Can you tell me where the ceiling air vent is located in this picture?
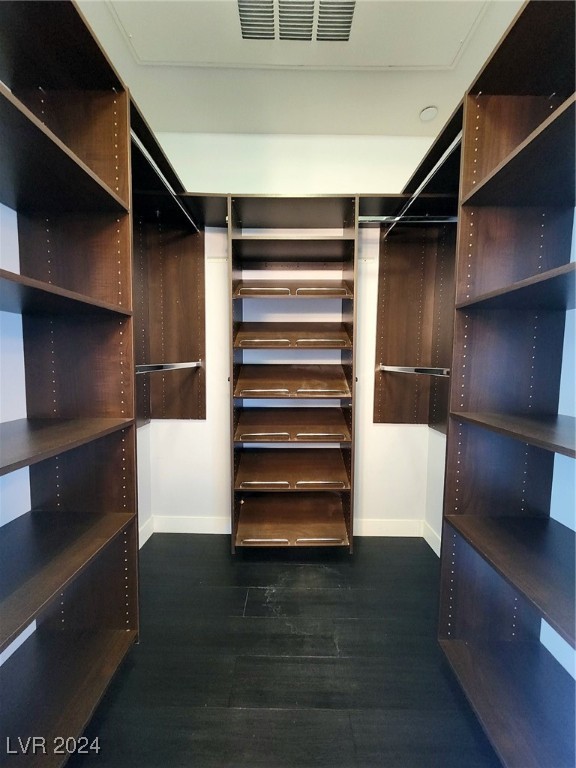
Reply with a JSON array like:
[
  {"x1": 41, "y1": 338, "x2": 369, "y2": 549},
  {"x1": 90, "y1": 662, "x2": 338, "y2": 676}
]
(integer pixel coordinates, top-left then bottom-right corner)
[
  {"x1": 317, "y1": 0, "x2": 356, "y2": 41},
  {"x1": 238, "y1": 0, "x2": 275, "y2": 39},
  {"x1": 279, "y1": 0, "x2": 314, "y2": 40}
]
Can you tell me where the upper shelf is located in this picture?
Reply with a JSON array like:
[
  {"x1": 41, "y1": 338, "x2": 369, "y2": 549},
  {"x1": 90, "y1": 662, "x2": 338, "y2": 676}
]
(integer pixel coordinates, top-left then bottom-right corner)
[
  {"x1": 233, "y1": 280, "x2": 354, "y2": 299},
  {"x1": 0, "y1": 84, "x2": 127, "y2": 213},
  {"x1": 452, "y1": 412, "x2": 576, "y2": 458},
  {"x1": 445, "y1": 515, "x2": 575, "y2": 647},
  {"x1": 462, "y1": 96, "x2": 575, "y2": 207},
  {"x1": 456, "y1": 263, "x2": 575, "y2": 311},
  {"x1": 0, "y1": 417, "x2": 133, "y2": 476},
  {"x1": 230, "y1": 196, "x2": 356, "y2": 231},
  {"x1": 234, "y1": 322, "x2": 352, "y2": 350},
  {"x1": 231, "y1": 237, "x2": 355, "y2": 262},
  {"x1": 234, "y1": 364, "x2": 351, "y2": 399},
  {"x1": 0, "y1": 269, "x2": 133, "y2": 317}
]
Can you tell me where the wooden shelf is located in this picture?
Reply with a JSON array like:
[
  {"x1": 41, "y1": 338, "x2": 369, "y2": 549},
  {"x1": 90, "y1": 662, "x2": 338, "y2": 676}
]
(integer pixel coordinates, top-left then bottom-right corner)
[
  {"x1": 0, "y1": 269, "x2": 133, "y2": 317},
  {"x1": 234, "y1": 407, "x2": 351, "y2": 444},
  {"x1": 440, "y1": 638, "x2": 575, "y2": 768},
  {"x1": 0, "y1": 83, "x2": 127, "y2": 213},
  {"x1": 234, "y1": 364, "x2": 351, "y2": 399},
  {"x1": 457, "y1": 263, "x2": 575, "y2": 311},
  {"x1": 0, "y1": 511, "x2": 134, "y2": 653},
  {"x1": 0, "y1": 418, "x2": 133, "y2": 476},
  {"x1": 231, "y1": 237, "x2": 354, "y2": 262},
  {"x1": 453, "y1": 412, "x2": 575, "y2": 458},
  {"x1": 445, "y1": 516, "x2": 575, "y2": 647},
  {"x1": 462, "y1": 96, "x2": 575, "y2": 207},
  {"x1": 231, "y1": 196, "x2": 356, "y2": 230},
  {"x1": 235, "y1": 492, "x2": 350, "y2": 547},
  {"x1": 235, "y1": 448, "x2": 350, "y2": 490},
  {"x1": 234, "y1": 322, "x2": 352, "y2": 349},
  {"x1": 0, "y1": 627, "x2": 136, "y2": 768},
  {"x1": 233, "y1": 279, "x2": 353, "y2": 298}
]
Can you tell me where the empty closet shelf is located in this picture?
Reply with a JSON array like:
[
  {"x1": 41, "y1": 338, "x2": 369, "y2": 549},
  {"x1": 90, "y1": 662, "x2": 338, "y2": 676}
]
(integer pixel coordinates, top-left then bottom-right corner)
[
  {"x1": 233, "y1": 280, "x2": 353, "y2": 298},
  {"x1": 235, "y1": 493, "x2": 350, "y2": 547},
  {"x1": 234, "y1": 407, "x2": 351, "y2": 443},
  {"x1": 234, "y1": 323, "x2": 352, "y2": 349},
  {"x1": 234, "y1": 365, "x2": 352, "y2": 399},
  {"x1": 234, "y1": 448, "x2": 350, "y2": 490}
]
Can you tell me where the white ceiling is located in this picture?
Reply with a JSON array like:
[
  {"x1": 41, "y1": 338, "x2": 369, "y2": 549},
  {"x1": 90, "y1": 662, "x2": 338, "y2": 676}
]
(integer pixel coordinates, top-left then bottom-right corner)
[{"x1": 78, "y1": 0, "x2": 524, "y2": 136}]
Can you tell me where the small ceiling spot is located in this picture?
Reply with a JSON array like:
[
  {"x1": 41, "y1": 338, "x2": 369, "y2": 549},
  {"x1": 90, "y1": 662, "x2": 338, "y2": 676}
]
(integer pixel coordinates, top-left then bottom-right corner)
[
  {"x1": 238, "y1": 0, "x2": 275, "y2": 40},
  {"x1": 419, "y1": 105, "x2": 439, "y2": 122}
]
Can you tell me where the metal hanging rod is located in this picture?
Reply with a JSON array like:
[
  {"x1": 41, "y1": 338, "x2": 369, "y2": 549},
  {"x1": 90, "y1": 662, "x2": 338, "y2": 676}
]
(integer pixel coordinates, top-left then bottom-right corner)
[
  {"x1": 379, "y1": 365, "x2": 450, "y2": 377},
  {"x1": 131, "y1": 130, "x2": 201, "y2": 233},
  {"x1": 359, "y1": 215, "x2": 458, "y2": 225},
  {"x1": 136, "y1": 361, "x2": 202, "y2": 375}
]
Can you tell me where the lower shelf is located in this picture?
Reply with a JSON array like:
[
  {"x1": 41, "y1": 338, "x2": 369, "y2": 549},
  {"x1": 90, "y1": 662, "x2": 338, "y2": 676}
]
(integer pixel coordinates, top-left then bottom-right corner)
[
  {"x1": 0, "y1": 627, "x2": 136, "y2": 768},
  {"x1": 235, "y1": 492, "x2": 350, "y2": 547},
  {"x1": 235, "y1": 448, "x2": 351, "y2": 490},
  {"x1": 440, "y1": 638, "x2": 575, "y2": 768}
]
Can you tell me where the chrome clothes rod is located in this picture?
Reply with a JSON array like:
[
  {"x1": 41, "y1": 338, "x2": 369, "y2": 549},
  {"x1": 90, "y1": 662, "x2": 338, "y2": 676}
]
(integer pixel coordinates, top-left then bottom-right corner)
[
  {"x1": 379, "y1": 365, "x2": 450, "y2": 377},
  {"x1": 136, "y1": 361, "x2": 202, "y2": 374},
  {"x1": 359, "y1": 215, "x2": 458, "y2": 224}
]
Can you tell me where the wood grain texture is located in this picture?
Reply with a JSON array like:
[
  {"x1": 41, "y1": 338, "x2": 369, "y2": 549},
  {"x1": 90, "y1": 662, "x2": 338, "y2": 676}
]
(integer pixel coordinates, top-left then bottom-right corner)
[{"x1": 234, "y1": 407, "x2": 352, "y2": 444}]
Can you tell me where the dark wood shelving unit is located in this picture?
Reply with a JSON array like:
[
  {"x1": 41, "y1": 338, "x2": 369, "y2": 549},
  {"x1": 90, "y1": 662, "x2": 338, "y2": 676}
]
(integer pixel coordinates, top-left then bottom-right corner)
[
  {"x1": 234, "y1": 322, "x2": 352, "y2": 349},
  {"x1": 131, "y1": 103, "x2": 206, "y2": 423},
  {"x1": 235, "y1": 492, "x2": 350, "y2": 548},
  {"x1": 229, "y1": 196, "x2": 356, "y2": 551},
  {"x1": 438, "y1": 3, "x2": 575, "y2": 766},
  {"x1": 0, "y1": 417, "x2": 132, "y2": 475},
  {"x1": 234, "y1": 407, "x2": 352, "y2": 444},
  {"x1": 234, "y1": 364, "x2": 352, "y2": 399},
  {"x1": 0, "y1": 3, "x2": 138, "y2": 763}
]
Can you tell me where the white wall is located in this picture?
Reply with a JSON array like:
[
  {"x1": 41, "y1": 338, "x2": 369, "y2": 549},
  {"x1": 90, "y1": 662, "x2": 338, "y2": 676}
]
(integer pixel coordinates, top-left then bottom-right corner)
[{"x1": 157, "y1": 132, "x2": 432, "y2": 195}]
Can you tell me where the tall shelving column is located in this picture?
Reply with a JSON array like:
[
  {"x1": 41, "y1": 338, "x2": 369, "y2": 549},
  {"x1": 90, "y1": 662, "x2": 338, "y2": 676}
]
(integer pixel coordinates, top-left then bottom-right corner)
[
  {"x1": 0, "y1": 2, "x2": 138, "y2": 764},
  {"x1": 229, "y1": 196, "x2": 357, "y2": 551},
  {"x1": 438, "y1": 3, "x2": 575, "y2": 767}
]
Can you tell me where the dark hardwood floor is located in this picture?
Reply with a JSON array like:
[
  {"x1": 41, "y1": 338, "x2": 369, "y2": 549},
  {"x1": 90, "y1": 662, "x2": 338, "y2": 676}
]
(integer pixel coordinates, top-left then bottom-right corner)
[{"x1": 70, "y1": 534, "x2": 501, "y2": 768}]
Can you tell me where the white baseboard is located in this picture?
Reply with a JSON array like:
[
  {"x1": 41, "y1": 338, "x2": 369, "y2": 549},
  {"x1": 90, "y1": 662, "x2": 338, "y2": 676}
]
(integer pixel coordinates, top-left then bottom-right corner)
[
  {"x1": 153, "y1": 515, "x2": 231, "y2": 535},
  {"x1": 138, "y1": 517, "x2": 154, "y2": 549},
  {"x1": 353, "y1": 519, "x2": 423, "y2": 537},
  {"x1": 422, "y1": 520, "x2": 441, "y2": 556}
]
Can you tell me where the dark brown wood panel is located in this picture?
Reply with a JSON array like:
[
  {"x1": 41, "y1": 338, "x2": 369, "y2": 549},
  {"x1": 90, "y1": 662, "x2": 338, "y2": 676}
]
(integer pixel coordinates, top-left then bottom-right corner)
[
  {"x1": 233, "y1": 279, "x2": 353, "y2": 298},
  {"x1": 440, "y1": 639, "x2": 575, "y2": 768},
  {"x1": 18, "y1": 210, "x2": 132, "y2": 309},
  {"x1": 443, "y1": 419, "x2": 555, "y2": 519},
  {"x1": 450, "y1": 309, "x2": 564, "y2": 415},
  {"x1": 232, "y1": 237, "x2": 355, "y2": 263},
  {"x1": 235, "y1": 448, "x2": 350, "y2": 490},
  {"x1": 446, "y1": 516, "x2": 575, "y2": 646},
  {"x1": 0, "y1": 510, "x2": 134, "y2": 653},
  {"x1": 23, "y1": 315, "x2": 134, "y2": 419},
  {"x1": 234, "y1": 322, "x2": 352, "y2": 349},
  {"x1": 234, "y1": 492, "x2": 349, "y2": 547},
  {"x1": 0, "y1": 417, "x2": 132, "y2": 476},
  {"x1": 231, "y1": 196, "x2": 356, "y2": 230},
  {"x1": 235, "y1": 364, "x2": 351, "y2": 399},
  {"x1": 234, "y1": 407, "x2": 352, "y2": 443}
]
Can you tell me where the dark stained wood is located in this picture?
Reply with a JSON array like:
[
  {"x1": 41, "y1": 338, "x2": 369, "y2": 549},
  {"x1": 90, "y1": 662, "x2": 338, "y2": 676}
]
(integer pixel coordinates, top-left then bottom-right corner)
[
  {"x1": 235, "y1": 448, "x2": 350, "y2": 490},
  {"x1": 0, "y1": 269, "x2": 132, "y2": 317},
  {"x1": 179, "y1": 193, "x2": 229, "y2": 229},
  {"x1": 235, "y1": 493, "x2": 349, "y2": 547},
  {"x1": 234, "y1": 407, "x2": 352, "y2": 443},
  {"x1": 235, "y1": 364, "x2": 351, "y2": 399},
  {"x1": 231, "y1": 196, "x2": 356, "y2": 230},
  {"x1": 455, "y1": 412, "x2": 576, "y2": 458},
  {"x1": 232, "y1": 236, "x2": 355, "y2": 263},
  {"x1": 0, "y1": 628, "x2": 136, "y2": 768},
  {"x1": 443, "y1": 419, "x2": 554, "y2": 519},
  {"x1": 440, "y1": 639, "x2": 575, "y2": 768},
  {"x1": 233, "y1": 279, "x2": 353, "y2": 298},
  {"x1": 0, "y1": 511, "x2": 135, "y2": 653},
  {"x1": 0, "y1": 84, "x2": 126, "y2": 213},
  {"x1": 0, "y1": 417, "x2": 132, "y2": 476},
  {"x1": 234, "y1": 322, "x2": 352, "y2": 349},
  {"x1": 462, "y1": 96, "x2": 575, "y2": 207},
  {"x1": 446, "y1": 516, "x2": 575, "y2": 646}
]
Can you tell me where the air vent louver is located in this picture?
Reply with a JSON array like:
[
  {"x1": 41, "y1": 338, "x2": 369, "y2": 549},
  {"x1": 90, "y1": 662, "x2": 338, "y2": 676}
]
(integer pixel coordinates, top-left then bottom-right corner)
[
  {"x1": 238, "y1": 0, "x2": 355, "y2": 41},
  {"x1": 238, "y1": 0, "x2": 275, "y2": 40}
]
